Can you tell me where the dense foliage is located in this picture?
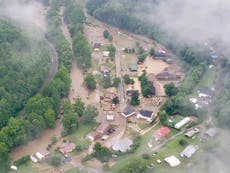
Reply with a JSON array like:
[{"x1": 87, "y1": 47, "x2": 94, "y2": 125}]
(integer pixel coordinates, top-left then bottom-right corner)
[{"x1": 0, "y1": 20, "x2": 50, "y2": 129}]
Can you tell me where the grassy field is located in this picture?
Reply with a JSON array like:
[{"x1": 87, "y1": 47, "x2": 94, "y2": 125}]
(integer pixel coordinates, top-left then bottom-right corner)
[
  {"x1": 64, "y1": 167, "x2": 88, "y2": 173},
  {"x1": 69, "y1": 123, "x2": 96, "y2": 149}
]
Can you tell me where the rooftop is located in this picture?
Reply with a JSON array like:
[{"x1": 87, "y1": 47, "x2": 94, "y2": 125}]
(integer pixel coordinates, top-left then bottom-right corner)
[
  {"x1": 180, "y1": 145, "x2": 198, "y2": 158},
  {"x1": 139, "y1": 109, "x2": 153, "y2": 118},
  {"x1": 205, "y1": 128, "x2": 218, "y2": 137},
  {"x1": 198, "y1": 87, "x2": 214, "y2": 97},
  {"x1": 153, "y1": 126, "x2": 170, "y2": 140},
  {"x1": 129, "y1": 64, "x2": 138, "y2": 71},
  {"x1": 96, "y1": 124, "x2": 111, "y2": 134},
  {"x1": 122, "y1": 106, "x2": 136, "y2": 116},
  {"x1": 59, "y1": 142, "x2": 76, "y2": 154},
  {"x1": 164, "y1": 155, "x2": 181, "y2": 167},
  {"x1": 112, "y1": 138, "x2": 133, "y2": 152}
]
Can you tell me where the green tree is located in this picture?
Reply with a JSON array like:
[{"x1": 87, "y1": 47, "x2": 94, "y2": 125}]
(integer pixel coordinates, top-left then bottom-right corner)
[
  {"x1": 84, "y1": 73, "x2": 96, "y2": 90},
  {"x1": 44, "y1": 109, "x2": 56, "y2": 128},
  {"x1": 0, "y1": 142, "x2": 10, "y2": 173},
  {"x1": 106, "y1": 45, "x2": 116, "y2": 60},
  {"x1": 73, "y1": 97, "x2": 85, "y2": 117},
  {"x1": 82, "y1": 105, "x2": 98, "y2": 124},
  {"x1": 113, "y1": 77, "x2": 121, "y2": 88},
  {"x1": 103, "y1": 30, "x2": 109, "y2": 39},
  {"x1": 93, "y1": 142, "x2": 111, "y2": 162},
  {"x1": 130, "y1": 92, "x2": 140, "y2": 106},
  {"x1": 102, "y1": 76, "x2": 112, "y2": 88},
  {"x1": 158, "y1": 111, "x2": 168, "y2": 125},
  {"x1": 164, "y1": 83, "x2": 178, "y2": 97},
  {"x1": 149, "y1": 47, "x2": 155, "y2": 56},
  {"x1": 112, "y1": 96, "x2": 119, "y2": 105},
  {"x1": 62, "y1": 113, "x2": 78, "y2": 134},
  {"x1": 123, "y1": 74, "x2": 134, "y2": 85}
]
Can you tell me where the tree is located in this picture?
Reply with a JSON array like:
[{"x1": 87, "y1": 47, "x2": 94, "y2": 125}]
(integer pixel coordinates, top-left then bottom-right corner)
[
  {"x1": 82, "y1": 105, "x2": 98, "y2": 124},
  {"x1": 179, "y1": 139, "x2": 188, "y2": 146},
  {"x1": 164, "y1": 83, "x2": 178, "y2": 97},
  {"x1": 103, "y1": 30, "x2": 109, "y2": 39},
  {"x1": 130, "y1": 92, "x2": 140, "y2": 106},
  {"x1": 62, "y1": 113, "x2": 78, "y2": 134},
  {"x1": 106, "y1": 45, "x2": 116, "y2": 60},
  {"x1": 149, "y1": 47, "x2": 155, "y2": 56},
  {"x1": 102, "y1": 76, "x2": 112, "y2": 88},
  {"x1": 93, "y1": 142, "x2": 111, "y2": 162},
  {"x1": 123, "y1": 74, "x2": 134, "y2": 85},
  {"x1": 0, "y1": 142, "x2": 10, "y2": 173},
  {"x1": 112, "y1": 96, "x2": 119, "y2": 105},
  {"x1": 73, "y1": 97, "x2": 85, "y2": 117},
  {"x1": 108, "y1": 35, "x2": 113, "y2": 42},
  {"x1": 44, "y1": 109, "x2": 56, "y2": 128},
  {"x1": 113, "y1": 77, "x2": 121, "y2": 88},
  {"x1": 158, "y1": 111, "x2": 168, "y2": 125},
  {"x1": 84, "y1": 73, "x2": 96, "y2": 90},
  {"x1": 50, "y1": 155, "x2": 62, "y2": 166}
]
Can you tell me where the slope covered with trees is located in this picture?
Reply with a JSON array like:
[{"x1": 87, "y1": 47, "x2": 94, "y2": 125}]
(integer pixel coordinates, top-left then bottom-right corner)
[{"x1": 0, "y1": 20, "x2": 51, "y2": 129}]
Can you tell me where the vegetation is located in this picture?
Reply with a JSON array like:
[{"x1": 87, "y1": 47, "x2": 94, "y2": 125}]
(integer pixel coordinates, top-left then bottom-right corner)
[
  {"x1": 103, "y1": 30, "x2": 110, "y2": 39},
  {"x1": 123, "y1": 74, "x2": 135, "y2": 85},
  {"x1": 73, "y1": 97, "x2": 85, "y2": 117},
  {"x1": 82, "y1": 105, "x2": 98, "y2": 124},
  {"x1": 84, "y1": 73, "x2": 96, "y2": 90},
  {"x1": 139, "y1": 73, "x2": 152, "y2": 97},
  {"x1": 113, "y1": 77, "x2": 121, "y2": 88},
  {"x1": 164, "y1": 83, "x2": 178, "y2": 97},
  {"x1": 130, "y1": 92, "x2": 140, "y2": 106},
  {"x1": 106, "y1": 44, "x2": 116, "y2": 61},
  {"x1": 14, "y1": 155, "x2": 30, "y2": 167},
  {"x1": 50, "y1": 154, "x2": 62, "y2": 166},
  {"x1": 158, "y1": 111, "x2": 168, "y2": 125},
  {"x1": 93, "y1": 142, "x2": 111, "y2": 162}
]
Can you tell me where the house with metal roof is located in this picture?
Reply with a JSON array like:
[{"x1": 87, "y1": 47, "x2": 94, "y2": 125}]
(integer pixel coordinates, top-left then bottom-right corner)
[
  {"x1": 181, "y1": 145, "x2": 198, "y2": 158},
  {"x1": 121, "y1": 106, "x2": 136, "y2": 118},
  {"x1": 137, "y1": 109, "x2": 154, "y2": 122}
]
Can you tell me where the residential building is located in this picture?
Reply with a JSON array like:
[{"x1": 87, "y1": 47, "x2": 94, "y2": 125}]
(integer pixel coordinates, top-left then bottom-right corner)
[{"x1": 137, "y1": 109, "x2": 154, "y2": 122}]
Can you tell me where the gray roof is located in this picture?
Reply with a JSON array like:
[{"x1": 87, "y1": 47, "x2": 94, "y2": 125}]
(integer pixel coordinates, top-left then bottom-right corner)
[
  {"x1": 180, "y1": 145, "x2": 198, "y2": 158},
  {"x1": 139, "y1": 109, "x2": 153, "y2": 118},
  {"x1": 112, "y1": 138, "x2": 133, "y2": 152},
  {"x1": 205, "y1": 128, "x2": 218, "y2": 137},
  {"x1": 122, "y1": 107, "x2": 136, "y2": 116},
  {"x1": 198, "y1": 87, "x2": 213, "y2": 96}
]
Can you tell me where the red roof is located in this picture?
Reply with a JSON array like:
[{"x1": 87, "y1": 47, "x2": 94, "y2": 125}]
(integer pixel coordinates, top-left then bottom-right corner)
[{"x1": 153, "y1": 126, "x2": 170, "y2": 139}]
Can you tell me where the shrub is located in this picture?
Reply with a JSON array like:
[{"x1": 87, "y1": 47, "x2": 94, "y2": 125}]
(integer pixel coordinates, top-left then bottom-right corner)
[{"x1": 14, "y1": 155, "x2": 30, "y2": 166}]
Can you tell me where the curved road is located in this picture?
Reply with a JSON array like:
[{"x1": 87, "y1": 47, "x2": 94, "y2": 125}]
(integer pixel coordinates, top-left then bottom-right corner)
[{"x1": 39, "y1": 38, "x2": 59, "y2": 92}]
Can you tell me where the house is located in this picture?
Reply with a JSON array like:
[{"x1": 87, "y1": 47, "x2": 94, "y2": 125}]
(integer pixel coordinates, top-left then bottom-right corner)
[
  {"x1": 184, "y1": 128, "x2": 200, "y2": 138},
  {"x1": 96, "y1": 124, "x2": 112, "y2": 134},
  {"x1": 137, "y1": 109, "x2": 154, "y2": 122},
  {"x1": 126, "y1": 90, "x2": 138, "y2": 96},
  {"x1": 198, "y1": 87, "x2": 213, "y2": 99},
  {"x1": 129, "y1": 64, "x2": 138, "y2": 71},
  {"x1": 103, "y1": 51, "x2": 110, "y2": 57},
  {"x1": 93, "y1": 43, "x2": 102, "y2": 51},
  {"x1": 59, "y1": 141, "x2": 76, "y2": 154},
  {"x1": 174, "y1": 117, "x2": 191, "y2": 129},
  {"x1": 164, "y1": 155, "x2": 181, "y2": 167},
  {"x1": 205, "y1": 128, "x2": 218, "y2": 138},
  {"x1": 112, "y1": 138, "x2": 133, "y2": 152},
  {"x1": 156, "y1": 71, "x2": 180, "y2": 81},
  {"x1": 153, "y1": 126, "x2": 170, "y2": 141},
  {"x1": 180, "y1": 145, "x2": 198, "y2": 158},
  {"x1": 35, "y1": 152, "x2": 44, "y2": 161},
  {"x1": 121, "y1": 107, "x2": 136, "y2": 118},
  {"x1": 87, "y1": 131, "x2": 101, "y2": 141}
]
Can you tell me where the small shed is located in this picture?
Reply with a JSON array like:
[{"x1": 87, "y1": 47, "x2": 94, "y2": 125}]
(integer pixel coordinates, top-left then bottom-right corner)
[
  {"x1": 198, "y1": 87, "x2": 213, "y2": 98},
  {"x1": 180, "y1": 145, "x2": 198, "y2": 158},
  {"x1": 35, "y1": 152, "x2": 44, "y2": 161},
  {"x1": 10, "y1": 165, "x2": 17, "y2": 171},
  {"x1": 112, "y1": 138, "x2": 133, "y2": 152},
  {"x1": 121, "y1": 107, "x2": 136, "y2": 118},
  {"x1": 164, "y1": 155, "x2": 181, "y2": 167},
  {"x1": 96, "y1": 124, "x2": 112, "y2": 134},
  {"x1": 93, "y1": 43, "x2": 102, "y2": 51},
  {"x1": 30, "y1": 155, "x2": 38, "y2": 163},
  {"x1": 59, "y1": 141, "x2": 76, "y2": 154},
  {"x1": 103, "y1": 51, "x2": 110, "y2": 57},
  {"x1": 106, "y1": 113, "x2": 115, "y2": 121},
  {"x1": 129, "y1": 64, "x2": 138, "y2": 71},
  {"x1": 126, "y1": 90, "x2": 138, "y2": 96},
  {"x1": 87, "y1": 131, "x2": 101, "y2": 141}
]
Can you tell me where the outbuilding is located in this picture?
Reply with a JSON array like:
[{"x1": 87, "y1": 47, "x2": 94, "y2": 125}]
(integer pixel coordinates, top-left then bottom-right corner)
[
  {"x1": 174, "y1": 117, "x2": 191, "y2": 129},
  {"x1": 87, "y1": 131, "x2": 101, "y2": 141},
  {"x1": 180, "y1": 145, "x2": 198, "y2": 158},
  {"x1": 164, "y1": 155, "x2": 181, "y2": 167},
  {"x1": 96, "y1": 124, "x2": 112, "y2": 134}
]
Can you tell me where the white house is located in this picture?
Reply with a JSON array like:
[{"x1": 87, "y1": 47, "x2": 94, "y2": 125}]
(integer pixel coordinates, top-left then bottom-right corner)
[
  {"x1": 164, "y1": 155, "x2": 181, "y2": 167},
  {"x1": 30, "y1": 155, "x2": 38, "y2": 163},
  {"x1": 103, "y1": 51, "x2": 110, "y2": 57},
  {"x1": 174, "y1": 117, "x2": 191, "y2": 129},
  {"x1": 35, "y1": 152, "x2": 44, "y2": 161}
]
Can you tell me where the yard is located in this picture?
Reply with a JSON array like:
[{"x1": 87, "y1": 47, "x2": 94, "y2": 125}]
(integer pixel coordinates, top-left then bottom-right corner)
[{"x1": 64, "y1": 167, "x2": 88, "y2": 173}]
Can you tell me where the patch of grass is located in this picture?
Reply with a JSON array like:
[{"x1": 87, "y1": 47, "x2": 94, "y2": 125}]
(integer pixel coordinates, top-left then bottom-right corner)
[
  {"x1": 69, "y1": 124, "x2": 96, "y2": 149},
  {"x1": 14, "y1": 162, "x2": 40, "y2": 173},
  {"x1": 138, "y1": 122, "x2": 149, "y2": 130},
  {"x1": 64, "y1": 167, "x2": 88, "y2": 173}
]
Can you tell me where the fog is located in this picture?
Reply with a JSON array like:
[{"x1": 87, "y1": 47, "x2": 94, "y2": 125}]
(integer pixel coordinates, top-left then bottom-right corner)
[
  {"x1": 142, "y1": 0, "x2": 230, "y2": 47},
  {"x1": 0, "y1": 0, "x2": 47, "y2": 32}
]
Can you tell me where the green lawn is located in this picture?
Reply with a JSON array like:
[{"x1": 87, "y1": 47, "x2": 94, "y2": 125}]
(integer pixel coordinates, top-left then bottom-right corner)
[
  {"x1": 12, "y1": 163, "x2": 40, "y2": 173},
  {"x1": 64, "y1": 167, "x2": 88, "y2": 173},
  {"x1": 69, "y1": 123, "x2": 96, "y2": 148}
]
